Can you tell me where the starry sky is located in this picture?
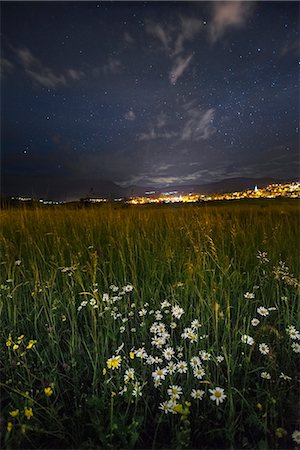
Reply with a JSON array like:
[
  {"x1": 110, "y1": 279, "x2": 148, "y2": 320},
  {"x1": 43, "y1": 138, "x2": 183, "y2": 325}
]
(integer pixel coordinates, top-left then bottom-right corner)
[{"x1": 1, "y1": 1, "x2": 299, "y2": 199}]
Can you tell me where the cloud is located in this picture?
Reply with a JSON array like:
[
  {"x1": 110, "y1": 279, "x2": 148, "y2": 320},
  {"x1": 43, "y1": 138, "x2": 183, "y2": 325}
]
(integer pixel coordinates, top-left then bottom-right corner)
[
  {"x1": 146, "y1": 14, "x2": 203, "y2": 84},
  {"x1": 173, "y1": 16, "x2": 203, "y2": 55},
  {"x1": 1, "y1": 57, "x2": 14, "y2": 76},
  {"x1": 15, "y1": 47, "x2": 84, "y2": 88},
  {"x1": 67, "y1": 69, "x2": 84, "y2": 80},
  {"x1": 209, "y1": 1, "x2": 254, "y2": 43},
  {"x1": 124, "y1": 110, "x2": 136, "y2": 121},
  {"x1": 102, "y1": 57, "x2": 122, "y2": 75},
  {"x1": 138, "y1": 102, "x2": 215, "y2": 142},
  {"x1": 181, "y1": 103, "x2": 216, "y2": 141},
  {"x1": 16, "y1": 48, "x2": 66, "y2": 87},
  {"x1": 124, "y1": 31, "x2": 135, "y2": 45},
  {"x1": 169, "y1": 54, "x2": 193, "y2": 84},
  {"x1": 145, "y1": 21, "x2": 172, "y2": 52}
]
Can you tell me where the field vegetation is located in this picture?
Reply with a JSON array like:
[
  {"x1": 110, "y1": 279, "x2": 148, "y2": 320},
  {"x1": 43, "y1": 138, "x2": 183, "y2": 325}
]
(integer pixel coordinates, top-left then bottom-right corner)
[{"x1": 1, "y1": 201, "x2": 299, "y2": 449}]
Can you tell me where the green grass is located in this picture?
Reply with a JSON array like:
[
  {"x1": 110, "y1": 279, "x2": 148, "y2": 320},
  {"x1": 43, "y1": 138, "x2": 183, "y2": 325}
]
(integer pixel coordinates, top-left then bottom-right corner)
[{"x1": 0, "y1": 201, "x2": 299, "y2": 449}]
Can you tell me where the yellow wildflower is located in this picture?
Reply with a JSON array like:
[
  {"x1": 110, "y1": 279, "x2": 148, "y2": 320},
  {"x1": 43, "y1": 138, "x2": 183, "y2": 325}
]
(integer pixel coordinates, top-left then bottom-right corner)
[
  {"x1": 13, "y1": 344, "x2": 19, "y2": 351},
  {"x1": 17, "y1": 335, "x2": 25, "y2": 344},
  {"x1": 6, "y1": 335, "x2": 12, "y2": 347},
  {"x1": 106, "y1": 355, "x2": 121, "y2": 370},
  {"x1": 102, "y1": 368, "x2": 107, "y2": 375},
  {"x1": 24, "y1": 407, "x2": 33, "y2": 420},
  {"x1": 7, "y1": 422, "x2": 13, "y2": 432},
  {"x1": 44, "y1": 387, "x2": 53, "y2": 397},
  {"x1": 21, "y1": 425, "x2": 26, "y2": 434},
  {"x1": 9, "y1": 409, "x2": 19, "y2": 417},
  {"x1": 26, "y1": 340, "x2": 37, "y2": 350},
  {"x1": 129, "y1": 351, "x2": 135, "y2": 360},
  {"x1": 111, "y1": 391, "x2": 116, "y2": 397}
]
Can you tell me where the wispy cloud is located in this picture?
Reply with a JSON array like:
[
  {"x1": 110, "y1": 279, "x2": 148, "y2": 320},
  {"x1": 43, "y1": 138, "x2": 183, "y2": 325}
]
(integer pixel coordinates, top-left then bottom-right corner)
[
  {"x1": 124, "y1": 31, "x2": 135, "y2": 45},
  {"x1": 124, "y1": 110, "x2": 136, "y2": 121},
  {"x1": 138, "y1": 101, "x2": 216, "y2": 142},
  {"x1": 209, "y1": 1, "x2": 254, "y2": 43},
  {"x1": 1, "y1": 57, "x2": 14, "y2": 76},
  {"x1": 145, "y1": 14, "x2": 202, "y2": 84},
  {"x1": 169, "y1": 54, "x2": 193, "y2": 85},
  {"x1": 67, "y1": 69, "x2": 84, "y2": 81},
  {"x1": 102, "y1": 57, "x2": 122, "y2": 75},
  {"x1": 181, "y1": 102, "x2": 216, "y2": 141},
  {"x1": 15, "y1": 47, "x2": 84, "y2": 88}
]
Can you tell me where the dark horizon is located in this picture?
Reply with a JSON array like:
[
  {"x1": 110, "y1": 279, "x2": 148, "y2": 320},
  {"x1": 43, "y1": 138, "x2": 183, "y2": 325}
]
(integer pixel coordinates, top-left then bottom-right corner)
[{"x1": 1, "y1": 1, "x2": 299, "y2": 199}]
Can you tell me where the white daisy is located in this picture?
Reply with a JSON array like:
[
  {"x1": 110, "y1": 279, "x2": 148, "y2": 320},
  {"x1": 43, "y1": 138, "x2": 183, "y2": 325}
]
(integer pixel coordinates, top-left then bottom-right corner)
[{"x1": 209, "y1": 387, "x2": 226, "y2": 405}]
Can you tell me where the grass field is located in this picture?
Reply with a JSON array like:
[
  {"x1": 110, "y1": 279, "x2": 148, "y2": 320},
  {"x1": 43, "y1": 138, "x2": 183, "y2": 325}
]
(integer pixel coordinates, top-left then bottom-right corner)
[{"x1": 1, "y1": 201, "x2": 299, "y2": 449}]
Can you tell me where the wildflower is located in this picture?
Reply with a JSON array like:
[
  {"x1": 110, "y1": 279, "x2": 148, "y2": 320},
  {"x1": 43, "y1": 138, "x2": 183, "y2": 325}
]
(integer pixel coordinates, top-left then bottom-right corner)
[
  {"x1": 44, "y1": 386, "x2": 53, "y2": 397},
  {"x1": 17, "y1": 335, "x2": 24, "y2": 343},
  {"x1": 120, "y1": 326, "x2": 125, "y2": 333},
  {"x1": 13, "y1": 344, "x2": 19, "y2": 351},
  {"x1": 259, "y1": 343, "x2": 270, "y2": 355},
  {"x1": 132, "y1": 382, "x2": 142, "y2": 397},
  {"x1": 102, "y1": 368, "x2": 107, "y2": 375},
  {"x1": 167, "y1": 385, "x2": 183, "y2": 399},
  {"x1": 172, "y1": 305, "x2": 184, "y2": 319},
  {"x1": 167, "y1": 361, "x2": 176, "y2": 374},
  {"x1": 152, "y1": 367, "x2": 168, "y2": 382},
  {"x1": 251, "y1": 318, "x2": 260, "y2": 326},
  {"x1": 124, "y1": 368, "x2": 135, "y2": 383},
  {"x1": 286, "y1": 325, "x2": 300, "y2": 340},
  {"x1": 139, "y1": 308, "x2": 147, "y2": 317},
  {"x1": 124, "y1": 284, "x2": 133, "y2": 292},
  {"x1": 26, "y1": 339, "x2": 37, "y2": 349},
  {"x1": 170, "y1": 322, "x2": 177, "y2": 329},
  {"x1": 261, "y1": 371, "x2": 271, "y2": 380},
  {"x1": 191, "y1": 389, "x2": 205, "y2": 400},
  {"x1": 190, "y1": 356, "x2": 201, "y2": 368},
  {"x1": 200, "y1": 350, "x2": 211, "y2": 361},
  {"x1": 163, "y1": 347, "x2": 175, "y2": 360},
  {"x1": 15, "y1": 260, "x2": 22, "y2": 266},
  {"x1": 6, "y1": 335, "x2": 12, "y2": 347},
  {"x1": 9, "y1": 409, "x2": 19, "y2": 417},
  {"x1": 155, "y1": 311, "x2": 163, "y2": 320},
  {"x1": 193, "y1": 367, "x2": 206, "y2": 379},
  {"x1": 161, "y1": 300, "x2": 170, "y2": 309},
  {"x1": 191, "y1": 319, "x2": 201, "y2": 329},
  {"x1": 216, "y1": 355, "x2": 224, "y2": 363},
  {"x1": 135, "y1": 347, "x2": 147, "y2": 359},
  {"x1": 209, "y1": 387, "x2": 226, "y2": 406},
  {"x1": 159, "y1": 401, "x2": 170, "y2": 414},
  {"x1": 130, "y1": 327, "x2": 136, "y2": 333},
  {"x1": 89, "y1": 298, "x2": 96, "y2": 306},
  {"x1": 257, "y1": 306, "x2": 269, "y2": 317},
  {"x1": 7, "y1": 422, "x2": 13, "y2": 432},
  {"x1": 279, "y1": 372, "x2": 292, "y2": 381},
  {"x1": 21, "y1": 425, "x2": 26, "y2": 433},
  {"x1": 109, "y1": 285, "x2": 119, "y2": 292},
  {"x1": 24, "y1": 407, "x2": 33, "y2": 420},
  {"x1": 80, "y1": 300, "x2": 88, "y2": 307},
  {"x1": 61, "y1": 315, "x2": 67, "y2": 321},
  {"x1": 176, "y1": 360, "x2": 188, "y2": 374},
  {"x1": 106, "y1": 355, "x2": 122, "y2": 370},
  {"x1": 146, "y1": 355, "x2": 156, "y2": 365},
  {"x1": 241, "y1": 334, "x2": 254, "y2": 345},
  {"x1": 291, "y1": 342, "x2": 300, "y2": 353},
  {"x1": 292, "y1": 430, "x2": 300, "y2": 444},
  {"x1": 129, "y1": 351, "x2": 135, "y2": 359},
  {"x1": 244, "y1": 292, "x2": 255, "y2": 299}
]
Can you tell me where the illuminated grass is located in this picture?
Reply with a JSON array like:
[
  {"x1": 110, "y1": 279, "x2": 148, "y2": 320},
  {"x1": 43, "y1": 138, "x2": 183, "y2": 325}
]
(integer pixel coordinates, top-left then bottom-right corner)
[{"x1": 0, "y1": 202, "x2": 299, "y2": 449}]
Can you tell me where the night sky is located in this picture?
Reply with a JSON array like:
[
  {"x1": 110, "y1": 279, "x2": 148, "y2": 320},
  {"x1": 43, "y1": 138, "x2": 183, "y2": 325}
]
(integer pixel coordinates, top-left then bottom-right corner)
[{"x1": 1, "y1": 1, "x2": 299, "y2": 200}]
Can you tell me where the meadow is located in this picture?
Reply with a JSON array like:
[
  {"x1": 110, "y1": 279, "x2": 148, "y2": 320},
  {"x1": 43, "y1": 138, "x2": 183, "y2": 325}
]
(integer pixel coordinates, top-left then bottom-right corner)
[{"x1": 0, "y1": 200, "x2": 299, "y2": 449}]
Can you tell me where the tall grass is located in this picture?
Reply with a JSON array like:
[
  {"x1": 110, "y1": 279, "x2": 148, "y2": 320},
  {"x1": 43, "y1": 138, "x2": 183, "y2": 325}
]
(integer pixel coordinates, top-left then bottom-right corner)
[{"x1": 0, "y1": 201, "x2": 299, "y2": 449}]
